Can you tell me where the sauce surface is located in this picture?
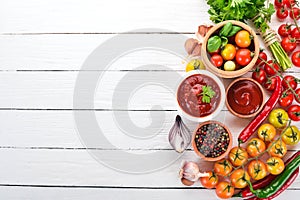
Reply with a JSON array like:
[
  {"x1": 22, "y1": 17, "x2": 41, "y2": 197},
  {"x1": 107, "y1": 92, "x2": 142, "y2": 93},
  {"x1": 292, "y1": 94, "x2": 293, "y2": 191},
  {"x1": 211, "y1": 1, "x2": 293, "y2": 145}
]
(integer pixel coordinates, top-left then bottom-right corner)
[
  {"x1": 177, "y1": 74, "x2": 221, "y2": 118},
  {"x1": 227, "y1": 80, "x2": 263, "y2": 115}
]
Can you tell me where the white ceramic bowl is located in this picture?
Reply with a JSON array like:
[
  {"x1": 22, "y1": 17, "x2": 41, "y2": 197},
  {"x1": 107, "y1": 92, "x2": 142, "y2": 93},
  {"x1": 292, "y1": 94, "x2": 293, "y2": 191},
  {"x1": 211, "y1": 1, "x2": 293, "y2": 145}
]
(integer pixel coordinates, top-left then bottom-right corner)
[{"x1": 176, "y1": 70, "x2": 225, "y2": 122}]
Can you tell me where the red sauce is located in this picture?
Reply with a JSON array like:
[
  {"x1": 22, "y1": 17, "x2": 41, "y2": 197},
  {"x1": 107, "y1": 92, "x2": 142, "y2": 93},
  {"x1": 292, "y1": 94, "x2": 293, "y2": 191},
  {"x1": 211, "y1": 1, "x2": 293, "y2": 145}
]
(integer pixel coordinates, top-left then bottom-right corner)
[
  {"x1": 227, "y1": 80, "x2": 263, "y2": 115},
  {"x1": 177, "y1": 74, "x2": 221, "y2": 117}
]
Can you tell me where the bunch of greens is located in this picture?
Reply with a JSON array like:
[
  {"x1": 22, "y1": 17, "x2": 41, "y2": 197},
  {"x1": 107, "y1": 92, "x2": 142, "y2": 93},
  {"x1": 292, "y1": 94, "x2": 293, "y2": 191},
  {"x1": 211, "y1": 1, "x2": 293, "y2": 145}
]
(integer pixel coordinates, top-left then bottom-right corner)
[{"x1": 206, "y1": 0, "x2": 292, "y2": 70}]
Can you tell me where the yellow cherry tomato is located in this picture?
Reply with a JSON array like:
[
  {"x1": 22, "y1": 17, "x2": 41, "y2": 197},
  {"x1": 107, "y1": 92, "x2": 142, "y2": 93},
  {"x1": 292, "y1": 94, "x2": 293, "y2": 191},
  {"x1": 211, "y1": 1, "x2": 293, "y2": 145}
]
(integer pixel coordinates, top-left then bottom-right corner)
[
  {"x1": 228, "y1": 147, "x2": 248, "y2": 167},
  {"x1": 185, "y1": 59, "x2": 205, "y2": 72},
  {"x1": 268, "y1": 140, "x2": 287, "y2": 158},
  {"x1": 221, "y1": 44, "x2": 236, "y2": 61},
  {"x1": 266, "y1": 157, "x2": 285, "y2": 175},
  {"x1": 281, "y1": 125, "x2": 300, "y2": 145},
  {"x1": 257, "y1": 123, "x2": 276, "y2": 142},
  {"x1": 269, "y1": 108, "x2": 289, "y2": 128},
  {"x1": 246, "y1": 138, "x2": 266, "y2": 157},
  {"x1": 230, "y1": 169, "x2": 250, "y2": 189}
]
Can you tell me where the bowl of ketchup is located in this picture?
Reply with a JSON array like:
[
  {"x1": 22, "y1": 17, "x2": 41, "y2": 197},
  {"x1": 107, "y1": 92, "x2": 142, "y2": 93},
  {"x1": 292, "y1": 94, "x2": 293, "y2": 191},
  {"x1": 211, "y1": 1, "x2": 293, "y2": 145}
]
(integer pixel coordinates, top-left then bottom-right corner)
[{"x1": 226, "y1": 77, "x2": 265, "y2": 118}]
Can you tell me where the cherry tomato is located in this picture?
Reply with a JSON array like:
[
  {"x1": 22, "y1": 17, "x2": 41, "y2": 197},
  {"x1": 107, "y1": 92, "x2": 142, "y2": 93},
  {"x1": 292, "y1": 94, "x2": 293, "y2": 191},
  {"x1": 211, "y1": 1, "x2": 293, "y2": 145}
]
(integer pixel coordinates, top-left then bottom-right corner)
[
  {"x1": 221, "y1": 44, "x2": 236, "y2": 61},
  {"x1": 281, "y1": 125, "x2": 300, "y2": 145},
  {"x1": 281, "y1": 36, "x2": 297, "y2": 54},
  {"x1": 255, "y1": 50, "x2": 268, "y2": 66},
  {"x1": 276, "y1": 7, "x2": 289, "y2": 21},
  {"x1": 252, "y1": 67, "x2": 267, "y2": 85},
  {"x1": 266, "y1": 157, "x2": 285, "y2": 175},
  {"x1": 291, "y1": 28, "x2": 300, "y2": 42},
  {"x1": 274, "y1": 0, "x2": 286, "y2": 8},
  {"x1": 200, "y1": 171, "x2": 218, "y2": 189},
  {"x1": 292, "y1": 50, "x2": 300, "y2": 67},
  {"x1": 264, "y1": 77, "x2": 277, "y2": 91},
  {"x1": 278, "y1": 24, "x2": 292, "y2": 37},
  {"x1": 229, "y1": 147, "x2": 248, "y2": 167},
  {"x1": 284, "y1": 0, "x2": 296, "y2": 8},
  {"x1": 185, "y1": 59, "x2": 205, "y2": 72},
  {"x1": 288, "y1": 105, "x2": 300, "y2": 121},
  {"x1": 268, "y1": 140, "x2": 287, "y2": 158},
  {"x1": 214, "y1": 159, "x2": 233, "y2": 176},
  {"x1": 269, "y1": 108, "x2": 289, "y2": 128},
  {"x1": 224, "y1": 60, "x2": 236, "y2": 71},
  {"x1": 247, "y1": 160, "x2": 267, "y2": 180},
  {"x1": 235, "y1": 30, "x2": 251, "y2": 48},
  {"x1": 257, "y1": 123, "x2": 276, "y2": 142},
  {"x1": 289, "y1": 7, "x2": 300, "y2": 20},
  {"x1": 264, "y1": 60, "x2": 280, "y2": 76},
  {"x1": 295, "y1": 88, "x2": 300, "y2": 103},
  {"x1": 230, "y1": 169, "x2": 250, "y2": 189},
  {"x1": 235, "y1": 49, "x2": 252, "y2": 66},
  {"x1": 210, "y1": 54, "x2": 223, "y2": 68},
  {"x1": 279, "y1": 89, "x2": 294, "y2": 107},
  {"x1": 215, "y1": 181, "x2": 234, "y2": 199},
  {"x1": 246, "y1": 138, "x2": 266, "y2": 157},
  {"x1": 282, "y1": 75, "x2": 298, "y2": 90}
]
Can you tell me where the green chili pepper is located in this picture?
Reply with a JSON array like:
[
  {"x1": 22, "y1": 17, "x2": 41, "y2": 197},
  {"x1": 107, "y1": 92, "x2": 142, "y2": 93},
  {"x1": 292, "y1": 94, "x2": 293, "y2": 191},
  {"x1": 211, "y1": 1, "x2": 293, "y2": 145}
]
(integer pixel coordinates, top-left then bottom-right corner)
[
  {"x1": 227, "y1": 26, "x2": 242, "y2": 37},
  {"x1": 219, "y1": 22, "x2": 232, "y2": 37},
  {"x1": 248, "y1": 155, "x2": 300, "y2": 198},
  {"x1": 207, "y1": 35, "x2": 221, "y2": 53}
]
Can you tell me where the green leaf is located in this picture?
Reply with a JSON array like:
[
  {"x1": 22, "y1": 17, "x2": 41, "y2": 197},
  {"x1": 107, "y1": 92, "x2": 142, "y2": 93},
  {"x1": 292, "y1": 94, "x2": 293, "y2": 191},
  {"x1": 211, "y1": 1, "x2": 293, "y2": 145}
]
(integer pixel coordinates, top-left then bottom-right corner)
[
  {"x1": 207, "y1": 36, "x2": 222, "y2": 53},
  {"x1": 201, "y1": 86, "x2": 216, "y2": 103}
]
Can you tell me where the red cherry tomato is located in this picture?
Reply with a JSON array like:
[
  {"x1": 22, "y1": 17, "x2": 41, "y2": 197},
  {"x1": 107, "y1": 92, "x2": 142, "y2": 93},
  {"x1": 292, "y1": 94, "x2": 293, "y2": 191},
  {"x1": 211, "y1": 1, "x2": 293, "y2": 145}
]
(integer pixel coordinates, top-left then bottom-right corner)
[
  {"x1": 274, "y1": 0, "x2": 286, "y2": 8},
  {"x1": 288, "y1": 105, "x2": 300, "y2": 121},
  {"x1": 235, "y1": 49, "x2": 252, "y2": 66},
  {"x1": 252, "y1": 67, "x2": 267, "y2": 85},
  {"x1": 210, "y1": 54, "x2": 223, "y2": 68},
  {"x1": 278, "y1": 24, "x2": 292, "y2": 37},
  {"x1": 285, "y1": 0, "x2": 296, "y2": 8},
  {"x1": 279, "y1": 90, "x2": 294, "y2": 107},
  {"x1": 264, "y1": 77, "x2": 277, "y2": 91},
  {"x1": 282, "y1": 75, "x2": 298, "y2": 90},
  {"x1": 277, "y1": 7, "x2": 289, "y2": 21},
  {"x1": 289, "y1": 7, "x2": 300, "y2": 20},
  {"x1": 281, "y1": 36, "x2": 297, "y2": 54},
  {"x1": 255, "y1": 50, "x2": 268, "y2": 66},
  {"x1": 291, "y1": 28, "x2": 300, "y2": 42},
  {"x1": 292, "y1": 51, "x2": 300, "y2": 67},
  {"x1": 264, "y1": 60, "x2": 280, "y2": 76},
  {"x1": 295, "y1": 88, "x2": 300, "y2": 103}
]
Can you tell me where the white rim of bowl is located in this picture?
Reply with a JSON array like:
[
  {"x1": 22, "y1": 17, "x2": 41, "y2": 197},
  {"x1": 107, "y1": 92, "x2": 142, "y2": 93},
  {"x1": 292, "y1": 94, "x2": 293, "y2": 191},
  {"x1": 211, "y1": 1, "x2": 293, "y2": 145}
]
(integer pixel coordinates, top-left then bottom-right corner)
[{"x1": 176, "y1": 70, "x2": 226, "y2": 122}]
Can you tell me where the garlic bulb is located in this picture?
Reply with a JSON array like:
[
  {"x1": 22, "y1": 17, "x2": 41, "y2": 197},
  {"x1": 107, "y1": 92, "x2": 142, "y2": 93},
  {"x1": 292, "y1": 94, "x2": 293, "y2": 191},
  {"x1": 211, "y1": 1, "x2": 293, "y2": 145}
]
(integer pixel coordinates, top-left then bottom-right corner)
[{"x1": 179, "y1": 161, "x2": 210, "y2": 182}]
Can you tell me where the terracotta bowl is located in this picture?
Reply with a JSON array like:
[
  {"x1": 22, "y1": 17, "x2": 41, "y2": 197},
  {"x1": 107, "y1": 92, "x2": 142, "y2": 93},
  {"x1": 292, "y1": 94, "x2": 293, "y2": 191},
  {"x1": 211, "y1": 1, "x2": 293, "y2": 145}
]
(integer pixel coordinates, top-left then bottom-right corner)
[
  {"x1": 201, "y1": 20, "x2": 259, "y2": 78},
  {"x1": 192, "y1": 121, "x2": 232, "y2": 162},
  {"x1": 225, "y1": 77, "x2": 265, "y2": 118}
]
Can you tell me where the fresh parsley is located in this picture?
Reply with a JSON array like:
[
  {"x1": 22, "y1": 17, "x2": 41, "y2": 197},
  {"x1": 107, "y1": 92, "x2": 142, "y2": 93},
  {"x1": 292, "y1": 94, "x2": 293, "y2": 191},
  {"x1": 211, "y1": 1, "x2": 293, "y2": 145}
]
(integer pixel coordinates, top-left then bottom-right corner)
[{"x1": 201, "y1": 86, "x2": 216, "y2": 103}]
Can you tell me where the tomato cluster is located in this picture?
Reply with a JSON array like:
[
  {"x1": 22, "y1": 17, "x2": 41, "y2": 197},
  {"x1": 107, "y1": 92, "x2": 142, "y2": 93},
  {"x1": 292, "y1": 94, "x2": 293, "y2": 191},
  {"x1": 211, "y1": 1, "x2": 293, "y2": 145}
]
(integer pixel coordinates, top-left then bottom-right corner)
[
  {"x1": 197, "y1": 108, "x2": 300, "y2": 199},
  {"x1": 209, "y1": 28, "x2": 254, "y2": 71}
]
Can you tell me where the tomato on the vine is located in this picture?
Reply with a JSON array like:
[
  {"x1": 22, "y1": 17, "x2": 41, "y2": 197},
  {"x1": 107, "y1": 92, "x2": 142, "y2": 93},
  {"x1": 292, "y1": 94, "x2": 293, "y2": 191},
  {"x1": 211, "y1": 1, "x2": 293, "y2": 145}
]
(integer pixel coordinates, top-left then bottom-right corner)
[
  {"x1": 279, "y1": 90, "x2": 294, "y2": 107},
  {"x1": 214, "y1": 159, "x2": 232, "y2": 176},
  {"x1": 229, "y1": 147, "x2": 248, "y2": 167},
  {"x1": 235, "y1": 49, "x2": 252, "y2": 66},
  {"x1": 215, "y1": 181, "x2": 234, "y2": 199},
  {"x1": 281, "y1": 125, "x2": 300, "y2": 145},
  {"x1": 252, "y1": 67, "x2": 267, "y2": 84},
  {"x1": 292, "y1": 51, "x2": 300, "y2": 67},
  {"x1": 200, "y1": 171, "x2": 218, "y2": 189},
  {"x1": 282, "y1": 75, "x2": 298, "y2": 90},
  {"x1": 255, "y1": 50, "x2": 268, "y2": 66},
  {"x1": 276, "y1": 7, "x2": 289, "y2": 21},
  {"x1": 268, "y1": 140, "x2": 287, "y2": 158},
  {"x1": 295, "y1": 88, "x2": 300, "y2": 103},
  {"x1": 257, "y1": 123, "x2": 276, "y2": 142},
  {"x1": 289, "y1": 7, "x2": 300, "y2": 20},
  {"x1": 247, "y1": 160, "x2": 267, "y2": 180},
  {"x1": 264, "y1": 60, "x2": 280, "y2": 76},
  {"x1": 281, "y1": 36, "x2": 297, "y2": 54},
  {"x1": 288, "y1": 105, "x2": 300, "y2": 121},
  {"x1": 230, "y1": 169, "x2": 250, "y2": 189},
  {"x1": 291, "y1": 28, "x2": 300, "y2": 42},
  {"x1": 235, "y1": 30, "x2": 251, "y2": 48},
  {"x1": 285, "y1": 0, "x2": 296, "y2": 8},
  {"x1": 210, "y1": 54, "x2": 223, "y2": 68},
  {"x1": 246, "y1": 138, "x2": 266, "y2": 157},
  {"x1": 264, "y1": 77, "x2": 277, "y2": 91},
  {"x1": 266, "y1": 157, "x2": 285, "y2": 175},
  {"x1": 278, "y1": 24, "x2": 292, "y2": 37},
  {"x1": 274, "y1": 0, "x2": 286, "y2": 8},
  {"x1": 221, "y1": 44, "x2": 236, "y2": 61},
  {"x1": 269, "y1": 108, "x2": 289, "y2": 128}
]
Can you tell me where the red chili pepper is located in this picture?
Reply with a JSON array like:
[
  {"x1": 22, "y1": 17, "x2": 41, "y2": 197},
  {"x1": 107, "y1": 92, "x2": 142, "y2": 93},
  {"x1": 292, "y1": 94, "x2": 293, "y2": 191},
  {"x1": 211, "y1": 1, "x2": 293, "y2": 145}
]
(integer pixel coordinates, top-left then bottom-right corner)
[
  {"x1": 238, "y1": 76, "x2": 282, "y2": 143},
  {"x1": 234, "y1": 150, "x2": 300, "y2": 198}
]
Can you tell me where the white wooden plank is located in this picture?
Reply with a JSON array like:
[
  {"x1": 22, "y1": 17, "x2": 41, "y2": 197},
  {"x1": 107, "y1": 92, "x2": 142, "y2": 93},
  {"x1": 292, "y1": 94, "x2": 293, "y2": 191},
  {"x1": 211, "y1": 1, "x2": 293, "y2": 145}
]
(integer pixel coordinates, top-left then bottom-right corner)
[
  {"x1": 0, "y1": 0, "x2": 210, "y2": 33},
  {"x1": 0, "y1": 186, "x2": 299, "y2": 200},
  {"x1": 0, "y1": 71, "x2": 299, "y2": 109},
  {"x1": 0, "y1": 149, "x2": 299, "y2": 188}
]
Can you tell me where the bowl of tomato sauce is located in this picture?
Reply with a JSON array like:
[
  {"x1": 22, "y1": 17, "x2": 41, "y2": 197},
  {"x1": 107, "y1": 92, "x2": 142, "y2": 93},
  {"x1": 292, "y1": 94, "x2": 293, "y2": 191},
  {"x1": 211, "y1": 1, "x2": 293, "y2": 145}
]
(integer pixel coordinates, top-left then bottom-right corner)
[{"x1": 176, "y1": 70, "x2": 225, "y2": 122}]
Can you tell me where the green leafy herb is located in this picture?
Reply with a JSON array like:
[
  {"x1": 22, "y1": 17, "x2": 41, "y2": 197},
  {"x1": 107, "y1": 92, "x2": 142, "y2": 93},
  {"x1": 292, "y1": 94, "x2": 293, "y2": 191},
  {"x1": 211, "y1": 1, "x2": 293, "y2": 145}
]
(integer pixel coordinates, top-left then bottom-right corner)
[
  {"x1": 207, "y1": 35, "x2": 222, "y2": 52},
  {"x1": 219, "y1": 22, "x2": 233, "y2": 36},
  {"x1": 201, "y1": 86, "x2": 216, "y2": 103},
  {"x1": 227, "y1": 25, "x2": 242, "y2": 37}
]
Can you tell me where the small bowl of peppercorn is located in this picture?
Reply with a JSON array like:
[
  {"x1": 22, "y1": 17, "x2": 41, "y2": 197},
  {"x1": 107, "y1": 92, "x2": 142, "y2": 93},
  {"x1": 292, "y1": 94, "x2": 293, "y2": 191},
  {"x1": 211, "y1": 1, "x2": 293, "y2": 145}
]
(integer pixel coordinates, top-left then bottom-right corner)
[{"x1": 192, "y1": 121, "x2": 232, "y2": 161}]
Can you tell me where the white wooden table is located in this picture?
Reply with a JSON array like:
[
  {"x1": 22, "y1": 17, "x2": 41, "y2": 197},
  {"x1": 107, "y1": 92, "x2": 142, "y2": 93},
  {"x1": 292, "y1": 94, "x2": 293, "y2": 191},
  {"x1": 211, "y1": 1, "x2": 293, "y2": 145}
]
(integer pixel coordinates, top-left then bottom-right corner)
[{"x1": 0, "y1": 0, "x2": 299, "y2": 199}]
